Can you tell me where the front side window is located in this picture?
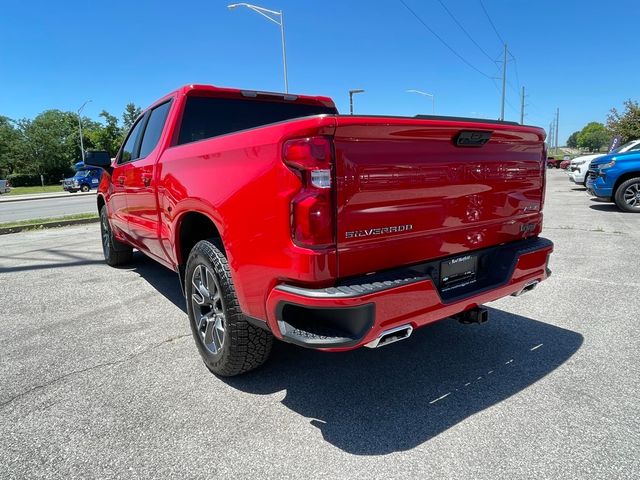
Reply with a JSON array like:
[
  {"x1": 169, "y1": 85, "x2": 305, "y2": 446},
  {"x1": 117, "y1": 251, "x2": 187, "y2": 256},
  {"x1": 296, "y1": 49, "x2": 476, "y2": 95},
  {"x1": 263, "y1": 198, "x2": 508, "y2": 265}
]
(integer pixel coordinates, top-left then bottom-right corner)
[
  {"x1": 139, "y1": 101, "x2": 172, "y2": 158},
  {"x1": 119, "y1": 118, "x2": 145, "y2": 164}
]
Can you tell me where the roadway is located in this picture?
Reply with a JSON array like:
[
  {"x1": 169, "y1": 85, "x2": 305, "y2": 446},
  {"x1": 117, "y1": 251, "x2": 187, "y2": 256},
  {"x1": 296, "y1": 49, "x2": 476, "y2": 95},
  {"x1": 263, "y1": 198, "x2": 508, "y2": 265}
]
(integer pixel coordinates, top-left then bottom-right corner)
[
  {"x1": 0, "y1": 194, "x2": 97, "y2": 223},
  {"x1": 0, "y1": 170, "x2": 638, "y2": 479}
]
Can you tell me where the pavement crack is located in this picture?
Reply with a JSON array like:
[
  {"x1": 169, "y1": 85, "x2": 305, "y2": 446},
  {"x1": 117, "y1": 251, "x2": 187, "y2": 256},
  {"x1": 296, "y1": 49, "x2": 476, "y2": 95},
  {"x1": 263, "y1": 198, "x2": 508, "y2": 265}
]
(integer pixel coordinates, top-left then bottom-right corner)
[{"x1": 0, "y1": 334, "x2": 190, "y2": 410}]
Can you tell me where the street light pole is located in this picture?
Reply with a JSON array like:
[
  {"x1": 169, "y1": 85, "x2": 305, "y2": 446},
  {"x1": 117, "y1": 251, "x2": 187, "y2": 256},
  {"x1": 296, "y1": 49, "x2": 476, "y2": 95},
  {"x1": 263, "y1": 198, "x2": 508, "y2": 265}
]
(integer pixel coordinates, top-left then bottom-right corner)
[
  {"x1": 406, "y1": 89, "x2": 435, "y2": 114},
  {"x1": 349, "y1": 89, "x2": 365, "y2": 115},
  {"x1": 228, "y1": 3, "x2": 288, "y2": 93},
  {"x1": 77, "y1": 100, "x2": 91, "y2": 163}
]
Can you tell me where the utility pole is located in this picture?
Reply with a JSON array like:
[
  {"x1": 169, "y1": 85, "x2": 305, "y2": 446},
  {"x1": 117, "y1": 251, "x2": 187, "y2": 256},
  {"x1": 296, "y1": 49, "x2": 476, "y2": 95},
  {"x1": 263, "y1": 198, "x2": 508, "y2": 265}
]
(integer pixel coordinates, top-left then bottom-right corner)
[
  {"x1": 555, "y1": 107, "x2": 560, "y2": 153},
  {"x1": 500, "y1": 43, "x2": 507, "y2": 121},
  {"x1": 520, "y1": 86, "x2": 525, "y2": 124},
  {"x1": 548, "y1": 121, "x2": 554, "y2": 153}
]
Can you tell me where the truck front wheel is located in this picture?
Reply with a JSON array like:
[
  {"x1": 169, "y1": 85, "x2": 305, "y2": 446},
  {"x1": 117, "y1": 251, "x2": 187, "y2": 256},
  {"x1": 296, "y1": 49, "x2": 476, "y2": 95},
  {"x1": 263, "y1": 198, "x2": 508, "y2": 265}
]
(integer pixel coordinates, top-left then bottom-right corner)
[
  {"x1": 100, "y1": 206, "x2": 133, "y2": 266},
  {"x1": 614, "y1": 177, "x2": 640, "y2": 213},
  {"x1": 186, "y1": 239, "x2": 273, "y2": 376}
]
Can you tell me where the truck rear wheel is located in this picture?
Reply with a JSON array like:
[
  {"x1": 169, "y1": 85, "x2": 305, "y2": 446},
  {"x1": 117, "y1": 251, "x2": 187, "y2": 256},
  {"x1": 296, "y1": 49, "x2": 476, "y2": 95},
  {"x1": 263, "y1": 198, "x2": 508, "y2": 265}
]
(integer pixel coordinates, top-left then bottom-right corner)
[
  {"x1": 100, "y1": 206, "x2": 133, "y2": 266},
  {"x1": 81, "y1": 184, "x2": 90, "y2": 192},
  {"x1": 186, "y1": 239, "x2": 273, "y2": 376},
  {"x1": 614, "y1": 177, "x2": 640, "y2": 213}
]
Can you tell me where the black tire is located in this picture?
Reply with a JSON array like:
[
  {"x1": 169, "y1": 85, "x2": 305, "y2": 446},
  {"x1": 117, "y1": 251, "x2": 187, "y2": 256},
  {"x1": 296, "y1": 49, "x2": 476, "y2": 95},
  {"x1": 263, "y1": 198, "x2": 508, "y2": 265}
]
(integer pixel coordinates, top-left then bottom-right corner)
[
  {"x1": 185, "y1": 239, "x2": 273, "y2": 376},
  {"x1": 614, "y1": 177, "x2": 640, "y2": 213},
  {"x1": 100, "y1": 206, "x2": 133, "y2": 266},
  {"x1": 69, "y1": 190, "x2": 77, "y2": 193},
  {"x1": 80, "y1": 184, "x2": 90, "y2": 192}
]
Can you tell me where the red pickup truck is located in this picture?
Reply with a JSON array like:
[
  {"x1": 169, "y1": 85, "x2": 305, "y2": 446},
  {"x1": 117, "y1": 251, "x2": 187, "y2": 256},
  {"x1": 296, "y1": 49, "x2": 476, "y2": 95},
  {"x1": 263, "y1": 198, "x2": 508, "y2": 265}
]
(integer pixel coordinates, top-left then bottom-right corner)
[{"x1": 86, "y1": 84, "x2": 553, "y2": 376}]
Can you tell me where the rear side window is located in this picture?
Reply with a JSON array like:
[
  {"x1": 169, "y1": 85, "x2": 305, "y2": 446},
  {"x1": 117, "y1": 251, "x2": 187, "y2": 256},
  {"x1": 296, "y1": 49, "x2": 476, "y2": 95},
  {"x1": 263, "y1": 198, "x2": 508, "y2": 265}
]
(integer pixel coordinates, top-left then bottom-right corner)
[
  {"x1": 119, "y1": 119, "x2": 145, "y2": 164},
  {"x1": 177, "y1": 96, "x2": 337, "y2": 145},
  {"x1": 139, "y1": 101, "x2": 172, "y2": 158}
]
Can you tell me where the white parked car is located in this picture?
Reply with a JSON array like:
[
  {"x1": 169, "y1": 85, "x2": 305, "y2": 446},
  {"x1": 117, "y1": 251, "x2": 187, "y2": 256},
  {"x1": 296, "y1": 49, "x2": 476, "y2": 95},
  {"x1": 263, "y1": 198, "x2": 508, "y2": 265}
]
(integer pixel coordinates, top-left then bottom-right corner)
[{"x1": 569, "y1": 139, "x2": 640, "y2": 186}]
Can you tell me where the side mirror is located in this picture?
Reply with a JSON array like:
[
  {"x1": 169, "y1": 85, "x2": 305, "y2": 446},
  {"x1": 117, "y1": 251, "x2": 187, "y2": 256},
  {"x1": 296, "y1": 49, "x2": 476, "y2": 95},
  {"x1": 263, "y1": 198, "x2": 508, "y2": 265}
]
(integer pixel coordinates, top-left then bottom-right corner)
[{"x1": 84, "y1": 151, "x2": 112, "y2": 174}]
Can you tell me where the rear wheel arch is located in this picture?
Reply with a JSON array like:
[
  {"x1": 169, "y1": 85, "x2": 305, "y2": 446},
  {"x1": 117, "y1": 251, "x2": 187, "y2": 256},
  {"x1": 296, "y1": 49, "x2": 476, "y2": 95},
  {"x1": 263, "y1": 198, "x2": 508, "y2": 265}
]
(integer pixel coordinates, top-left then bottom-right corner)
[{"x1": 176, "y1": 211, "x2": 225, "y2": 267}]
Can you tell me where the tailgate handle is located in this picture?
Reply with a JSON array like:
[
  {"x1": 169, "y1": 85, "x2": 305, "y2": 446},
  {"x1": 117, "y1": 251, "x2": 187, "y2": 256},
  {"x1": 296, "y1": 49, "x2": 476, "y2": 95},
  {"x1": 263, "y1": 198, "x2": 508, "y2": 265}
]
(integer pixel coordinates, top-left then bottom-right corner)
[{"x1": 454, "y1": 130, "x2": 492, "y2": 147}]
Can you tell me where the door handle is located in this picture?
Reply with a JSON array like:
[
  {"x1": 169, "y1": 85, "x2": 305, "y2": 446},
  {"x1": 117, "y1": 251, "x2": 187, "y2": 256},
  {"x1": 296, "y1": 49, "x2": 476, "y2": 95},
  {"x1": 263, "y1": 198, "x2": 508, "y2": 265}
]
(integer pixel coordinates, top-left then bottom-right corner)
[
  {"x1": 142, "y1": 174, "x2": 152, "y2": 187},
  {"x1": 117, "y1": 176, "x2": 125, "y2": 186}
]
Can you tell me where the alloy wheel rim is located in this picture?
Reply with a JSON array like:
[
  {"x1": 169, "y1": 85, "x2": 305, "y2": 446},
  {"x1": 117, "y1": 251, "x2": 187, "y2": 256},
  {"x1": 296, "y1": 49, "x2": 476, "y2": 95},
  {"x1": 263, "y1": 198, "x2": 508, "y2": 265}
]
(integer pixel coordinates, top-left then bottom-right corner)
[
  {"x1": 191, "y1": 264, "x2": 225, "y2": 354},
  {"x1": 623, "y1": 183, "x2": 640, "y2": 207}
]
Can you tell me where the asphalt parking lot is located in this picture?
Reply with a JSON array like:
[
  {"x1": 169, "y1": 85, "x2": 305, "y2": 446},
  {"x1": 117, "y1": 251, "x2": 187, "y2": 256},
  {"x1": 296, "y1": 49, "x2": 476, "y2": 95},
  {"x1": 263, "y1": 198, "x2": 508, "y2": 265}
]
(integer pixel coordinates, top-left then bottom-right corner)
[{"x1": 0, "y1": 169, "x2": 638, "y2": 479}]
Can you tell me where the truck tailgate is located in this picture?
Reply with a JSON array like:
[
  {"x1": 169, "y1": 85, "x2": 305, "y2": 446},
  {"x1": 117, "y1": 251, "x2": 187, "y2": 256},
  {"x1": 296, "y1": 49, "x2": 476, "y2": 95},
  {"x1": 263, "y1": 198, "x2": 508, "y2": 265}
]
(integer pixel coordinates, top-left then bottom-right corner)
[{"x1": 333, "y1": 117, "x2": 546, "y2": 278}]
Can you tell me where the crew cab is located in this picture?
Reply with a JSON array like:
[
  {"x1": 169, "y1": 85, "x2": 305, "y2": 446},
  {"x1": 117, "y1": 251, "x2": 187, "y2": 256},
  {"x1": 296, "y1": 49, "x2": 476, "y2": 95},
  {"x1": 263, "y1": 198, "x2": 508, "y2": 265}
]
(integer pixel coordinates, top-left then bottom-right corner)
[
  {"x1": 587, "y1": 150, "x2": 640, "y2": 212},
  {"x1": 86, "y1": 84, "x2": 553, "y2": 376}
]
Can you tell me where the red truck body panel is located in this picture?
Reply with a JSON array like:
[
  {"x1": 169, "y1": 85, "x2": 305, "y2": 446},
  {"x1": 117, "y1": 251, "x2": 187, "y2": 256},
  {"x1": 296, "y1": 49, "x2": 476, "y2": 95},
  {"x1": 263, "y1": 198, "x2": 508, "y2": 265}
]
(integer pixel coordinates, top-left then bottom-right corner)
[
  {"x1": 97, "y1": 84, "x2": 552, "y2": 352},
  {"x1": 332, "y1": 117, "x2": 546, "y2": 278}
]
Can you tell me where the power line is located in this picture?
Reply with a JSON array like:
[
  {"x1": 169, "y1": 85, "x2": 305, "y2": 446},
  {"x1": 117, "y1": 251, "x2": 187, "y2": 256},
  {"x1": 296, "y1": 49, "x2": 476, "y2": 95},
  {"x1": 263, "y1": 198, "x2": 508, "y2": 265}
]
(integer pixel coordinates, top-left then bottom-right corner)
[
  {"x1": 509, "y1": 51, "x2": 522, "y2": 92},
  {"x1": 436, "y1": 0, "x2": 497, "y2": 65},
  {"x1": 399, "y1": 0, "x2": 495, "y2": 80},
  {"x1": 479, "y1": 0, "x2": 506, "y2": 45}
]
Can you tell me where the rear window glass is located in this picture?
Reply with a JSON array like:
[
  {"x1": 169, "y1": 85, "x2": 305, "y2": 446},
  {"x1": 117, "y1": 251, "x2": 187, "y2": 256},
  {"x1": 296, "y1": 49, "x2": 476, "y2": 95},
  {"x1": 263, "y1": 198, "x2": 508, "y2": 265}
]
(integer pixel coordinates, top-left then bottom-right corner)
[{"x1": 177, "y1": 96, "x2": 336, "y2": 145}]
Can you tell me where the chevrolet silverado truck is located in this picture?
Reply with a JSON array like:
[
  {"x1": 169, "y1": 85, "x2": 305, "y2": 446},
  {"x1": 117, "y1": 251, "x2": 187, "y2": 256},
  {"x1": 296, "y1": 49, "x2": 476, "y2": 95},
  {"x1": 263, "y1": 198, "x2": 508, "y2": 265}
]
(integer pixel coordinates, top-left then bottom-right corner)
[{"x1": 85, "y1": 84, "x2": 553, "y2": 376}]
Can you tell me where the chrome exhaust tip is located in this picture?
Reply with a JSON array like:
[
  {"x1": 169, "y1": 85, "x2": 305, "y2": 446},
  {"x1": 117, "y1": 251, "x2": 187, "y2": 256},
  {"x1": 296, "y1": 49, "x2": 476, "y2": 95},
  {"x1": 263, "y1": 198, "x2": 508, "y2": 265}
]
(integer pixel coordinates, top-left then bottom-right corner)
[
  {"x1": 511, "y1": 280, "x2": 539, "y2": 297},
  {"x1": 365, "y1": 324, "x2": 413, "y2": 348}
]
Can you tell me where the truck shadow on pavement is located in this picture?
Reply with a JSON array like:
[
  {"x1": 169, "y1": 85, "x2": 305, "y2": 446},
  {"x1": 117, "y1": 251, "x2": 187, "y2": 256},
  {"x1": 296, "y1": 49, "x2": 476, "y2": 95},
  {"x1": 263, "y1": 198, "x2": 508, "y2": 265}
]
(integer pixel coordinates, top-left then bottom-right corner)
[
  {"x1": 129, "y1": 253, "x2": 187, "y2": 311},
  {"x1": 226, "y1": 310, "x2": 583, "y2": 456},
  {"x1": 132, "y1": 254, "x2": 583, "y2": 456}
]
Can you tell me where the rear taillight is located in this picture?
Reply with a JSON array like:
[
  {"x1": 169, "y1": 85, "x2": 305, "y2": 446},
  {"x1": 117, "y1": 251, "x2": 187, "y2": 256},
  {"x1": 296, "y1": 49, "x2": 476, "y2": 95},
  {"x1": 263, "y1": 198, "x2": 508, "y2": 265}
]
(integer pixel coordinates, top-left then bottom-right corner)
[{"x1": 283, "y1": 136, "x2": 335, "y2": 248}]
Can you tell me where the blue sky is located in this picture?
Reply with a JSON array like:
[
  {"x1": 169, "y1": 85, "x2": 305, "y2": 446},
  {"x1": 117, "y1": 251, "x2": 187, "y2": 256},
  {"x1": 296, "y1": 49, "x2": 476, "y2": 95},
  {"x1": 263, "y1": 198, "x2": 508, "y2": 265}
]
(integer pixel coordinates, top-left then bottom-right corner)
[{"x1": 1, "y1": 0, "x2": 638, "y2": 143}]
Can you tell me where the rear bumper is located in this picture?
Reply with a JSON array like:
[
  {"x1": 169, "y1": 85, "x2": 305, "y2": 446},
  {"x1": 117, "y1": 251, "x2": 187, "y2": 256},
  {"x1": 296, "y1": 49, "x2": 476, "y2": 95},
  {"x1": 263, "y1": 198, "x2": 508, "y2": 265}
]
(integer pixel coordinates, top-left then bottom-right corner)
[{"x1": 265, "y1": 237, "x2": 553, "y2": 351}]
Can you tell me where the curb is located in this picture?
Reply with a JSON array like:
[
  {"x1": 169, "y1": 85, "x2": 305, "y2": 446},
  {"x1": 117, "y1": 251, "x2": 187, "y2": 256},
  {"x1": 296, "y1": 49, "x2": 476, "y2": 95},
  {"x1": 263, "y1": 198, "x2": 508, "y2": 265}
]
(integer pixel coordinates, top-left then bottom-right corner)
[
  {"x1": 0, "y1": 217, "x2": 99, "y2": 235},
  {"x1": 0, "y1": 191, "x2": 96, "y2": 203}
]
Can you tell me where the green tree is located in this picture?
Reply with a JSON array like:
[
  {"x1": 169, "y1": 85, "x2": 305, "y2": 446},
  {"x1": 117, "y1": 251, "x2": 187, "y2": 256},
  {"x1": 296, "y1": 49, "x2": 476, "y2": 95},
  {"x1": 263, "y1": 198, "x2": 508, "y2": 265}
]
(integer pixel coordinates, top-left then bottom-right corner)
[
  {"x1": 87, "y1": 110, "x2": 123, "y2": 155},
  {"x1": 566, "y1": 131, "x2": 580, "y2": 149},
  {"x1": 14, "y1": 110, "x2": 79, "y2": 179},
  {"x1": 122, "y1": 103, "x2": 142, "y2": 131},
  {"x1": 0, "y1": 116, "x2": 24, "y2": 177},
  {"x1": 607, "y1": 99, "x2": 640, "y2": 143},
  {"x1": 577, "y1": 122, "x2": 610, "y2": 152}
]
